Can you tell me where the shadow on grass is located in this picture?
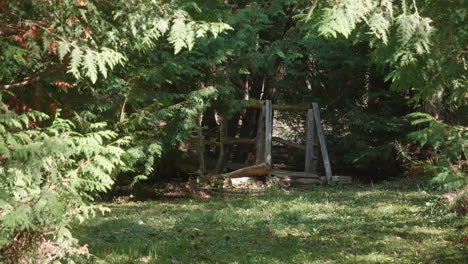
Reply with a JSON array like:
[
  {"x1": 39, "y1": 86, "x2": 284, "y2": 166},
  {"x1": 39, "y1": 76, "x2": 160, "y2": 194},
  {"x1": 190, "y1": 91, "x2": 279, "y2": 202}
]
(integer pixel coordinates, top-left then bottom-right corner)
[{"x1": 77, "y1": 182, "x2": 467, "y2": 264}]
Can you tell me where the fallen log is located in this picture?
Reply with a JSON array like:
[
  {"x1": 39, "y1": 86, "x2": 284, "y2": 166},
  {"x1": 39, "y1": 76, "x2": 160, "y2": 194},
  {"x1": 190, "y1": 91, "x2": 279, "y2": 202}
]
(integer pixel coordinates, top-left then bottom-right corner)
[
  {"x1": 226, "y1": 162, "x2": 270, "y2": 179},
  {"x1": 200, "y1": 163, "x2": 270, "y2": 184}
]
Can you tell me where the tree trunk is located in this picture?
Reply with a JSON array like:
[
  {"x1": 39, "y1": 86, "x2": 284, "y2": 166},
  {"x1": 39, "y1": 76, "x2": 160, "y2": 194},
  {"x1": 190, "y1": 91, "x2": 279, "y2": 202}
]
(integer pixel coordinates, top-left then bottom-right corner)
[
  {"x1": 197, "y1": 113, "x2": 205, "y2": 176},
  {"x1": 234, "y1": 75, "x2": 263, "y2": 164}
]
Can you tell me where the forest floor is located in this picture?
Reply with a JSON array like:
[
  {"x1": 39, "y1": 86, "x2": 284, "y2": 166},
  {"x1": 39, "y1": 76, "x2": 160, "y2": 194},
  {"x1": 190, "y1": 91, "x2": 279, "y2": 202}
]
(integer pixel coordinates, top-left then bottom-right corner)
[{"x1": 76, "y1": 180, "x2": 467, "y2": 264}]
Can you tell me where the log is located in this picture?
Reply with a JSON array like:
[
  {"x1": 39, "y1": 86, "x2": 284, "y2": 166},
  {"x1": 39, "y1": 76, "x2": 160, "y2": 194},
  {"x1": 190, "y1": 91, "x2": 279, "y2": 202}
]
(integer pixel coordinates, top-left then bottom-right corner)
[
  {"x1": 201, "y1": 163, "x2": 271, "y2": 184},
  {"x1": 226, "y1": 162, "x2": 270, "y2": 179}
]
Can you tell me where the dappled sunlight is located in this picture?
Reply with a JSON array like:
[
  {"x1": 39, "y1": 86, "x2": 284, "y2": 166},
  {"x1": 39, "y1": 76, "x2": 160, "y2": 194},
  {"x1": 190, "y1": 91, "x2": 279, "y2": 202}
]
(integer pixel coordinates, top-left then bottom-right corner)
[
  {"x1": 75, "y1": 182, "x2": 467, "y2": 263},
  {"x1": 350, "y1": 253, "x2": 395, "y2": 263}
]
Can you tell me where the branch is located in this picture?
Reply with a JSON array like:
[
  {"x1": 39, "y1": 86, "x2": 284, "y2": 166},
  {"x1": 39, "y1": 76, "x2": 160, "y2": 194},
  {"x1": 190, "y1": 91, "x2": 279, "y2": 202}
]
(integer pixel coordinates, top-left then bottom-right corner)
[
  {"x1": 0, "y1": 21, "x2": 48, "y2": 37},
  {"x1": 0, "y1": 75, "x2": 41, "y2": 90},
  {"x1": 0, "y1": 64, "x2": 63, "y2": 90},
  {"x1": 119, "y1": 94, "x2": 129, "y2": 123}
]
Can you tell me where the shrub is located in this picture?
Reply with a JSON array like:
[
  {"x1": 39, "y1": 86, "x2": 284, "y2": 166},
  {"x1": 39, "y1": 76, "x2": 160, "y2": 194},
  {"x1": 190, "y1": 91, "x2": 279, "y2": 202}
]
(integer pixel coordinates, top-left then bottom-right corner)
[
  {"x1": 407, "y1": 113, "x2": 467, "y2": 190},
  {"x1": 0, "y1": 109, "x2": 128, "y2": 263}
]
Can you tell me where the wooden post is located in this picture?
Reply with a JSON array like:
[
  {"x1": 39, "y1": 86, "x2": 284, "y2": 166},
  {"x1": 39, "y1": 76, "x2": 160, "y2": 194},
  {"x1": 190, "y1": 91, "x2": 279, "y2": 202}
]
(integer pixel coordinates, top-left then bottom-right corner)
[
  {"x1": 305, "y1": 108, "x2": 318, "y2": 177},
  {"x1": 197, "y1": 113, "x2": 205, "y2": 176},
  {"x1": 215, "y1": 115, "x2": 228, "y2": 173},
  {"x1": 264, "y1": 100, "x2": 273, "y2": 167},
  {"x1": 312, "y1": 103, "x2": 332, "y2": 184},
  {"x1": 255, "y1": 106, "x2": 266, "y2": 164}
]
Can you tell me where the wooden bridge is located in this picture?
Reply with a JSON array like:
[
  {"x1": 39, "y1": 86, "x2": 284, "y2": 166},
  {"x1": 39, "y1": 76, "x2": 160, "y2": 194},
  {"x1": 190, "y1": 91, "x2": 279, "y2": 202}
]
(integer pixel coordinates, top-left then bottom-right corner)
[{"x1": 197, "y1": 100, "x2": 351, "y2": 186}]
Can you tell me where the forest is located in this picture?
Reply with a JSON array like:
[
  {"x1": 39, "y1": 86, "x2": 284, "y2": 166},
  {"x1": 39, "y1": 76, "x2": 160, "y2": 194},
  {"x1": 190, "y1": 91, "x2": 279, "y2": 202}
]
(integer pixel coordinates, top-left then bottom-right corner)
[{"x1": 0, "y1": 0, "x2": 466, "y2": 263}]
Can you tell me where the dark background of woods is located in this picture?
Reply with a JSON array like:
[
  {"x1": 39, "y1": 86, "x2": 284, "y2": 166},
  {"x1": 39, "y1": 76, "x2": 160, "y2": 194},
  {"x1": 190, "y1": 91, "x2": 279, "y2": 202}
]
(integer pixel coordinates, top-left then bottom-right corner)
[
  {"x1": 1, "y1": 1, "x2": 466, "y2": 262},
  {"x1": 1, "y1": 0, "x2": 466, "y2": 185}
]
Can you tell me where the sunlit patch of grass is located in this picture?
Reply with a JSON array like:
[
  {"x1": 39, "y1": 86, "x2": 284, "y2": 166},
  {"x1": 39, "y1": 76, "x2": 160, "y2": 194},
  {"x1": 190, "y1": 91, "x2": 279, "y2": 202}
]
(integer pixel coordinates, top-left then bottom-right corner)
[{"x1": 76, "y1": 181, "x2": 467, "y2": 263}]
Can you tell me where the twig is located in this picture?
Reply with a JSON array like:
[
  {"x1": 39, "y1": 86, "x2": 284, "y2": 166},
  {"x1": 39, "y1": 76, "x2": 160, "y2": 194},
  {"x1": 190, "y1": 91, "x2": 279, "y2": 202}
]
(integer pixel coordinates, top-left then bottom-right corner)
[
  {"x1": 119, "y1": 94, "x2": 129, "y2": 123},
  {"x1": 412, "y1": 0, "x2": 419, "y2": 16}
]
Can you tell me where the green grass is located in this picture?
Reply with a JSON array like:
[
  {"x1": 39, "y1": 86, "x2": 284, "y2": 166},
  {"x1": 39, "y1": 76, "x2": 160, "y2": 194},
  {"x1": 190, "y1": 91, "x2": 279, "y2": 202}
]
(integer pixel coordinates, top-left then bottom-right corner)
[{"x1": 76, "y1": 180, "x2": 467, "y2": 263}]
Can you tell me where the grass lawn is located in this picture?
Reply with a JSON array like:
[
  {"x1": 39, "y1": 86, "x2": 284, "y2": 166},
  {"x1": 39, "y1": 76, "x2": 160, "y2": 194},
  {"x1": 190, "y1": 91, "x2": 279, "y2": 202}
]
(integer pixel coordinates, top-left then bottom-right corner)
[{"x1": 76, "y1": 180, "x2": 467, "y2": 263}]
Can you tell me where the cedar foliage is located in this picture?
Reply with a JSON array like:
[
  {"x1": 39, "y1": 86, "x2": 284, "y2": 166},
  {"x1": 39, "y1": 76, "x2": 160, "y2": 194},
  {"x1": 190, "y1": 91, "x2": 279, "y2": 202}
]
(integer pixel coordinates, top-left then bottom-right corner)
[
  {"x1": 407, "y1": 113, "x2": 467, "y2": 190},
  {"x1": 0, "y1": 0, "x2": 466, "y2": 261},
  {"x1": 0, "y1": 0, "x2": 232, "y2": 262},
  {"x1": 0, "y1": 104, "x2": 128, "y2": 263},
  {"x1": 299, "y1": 0, "x2": 467, "y2": 188}
]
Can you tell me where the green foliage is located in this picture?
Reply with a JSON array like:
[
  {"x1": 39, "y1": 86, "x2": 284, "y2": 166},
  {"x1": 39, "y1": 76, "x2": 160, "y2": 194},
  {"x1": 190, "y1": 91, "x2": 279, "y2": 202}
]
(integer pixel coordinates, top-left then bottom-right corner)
[
  {"x1": 297, "y1": 0, "x2": 467, "y2": 186},
  {"x1": 67, "y1": 46, "x2": 126, "y2": 83},
  {"x1": 0, "y1": 107, "x2": 128, "y2": 263},
  {"x1": 300, "y1": 0, "x2": 466, "y2": 109},
  {"x1": 0, "y1": 0, "x2": 232, "y2": 85},
  {"x1": 407, "y1": 113, "x2": 467, "y2": 190}
]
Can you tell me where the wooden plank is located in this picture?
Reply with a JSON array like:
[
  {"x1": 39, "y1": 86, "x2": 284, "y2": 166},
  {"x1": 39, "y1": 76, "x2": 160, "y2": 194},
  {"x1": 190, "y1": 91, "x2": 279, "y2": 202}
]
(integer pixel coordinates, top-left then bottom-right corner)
[
  {"x1": 332, "y1": 176, "x2": 352, "y2": 184},
  {"x1": 264, "y1": 100, "x2": 273, "y2": 166},
  {"x1": 305, "y1": 109, "x2": 318, "y2": 176},
  {"x1": 242, "y1": 99, "x2": 310, "y2": 112},
  {"x1": 198, "y1": 137, "x2": 303, "y2": 148},
  {"x1": 255, "y1": 106, "x2": 266, "y2": 164},
  {"x1": 272, "y1": 137, "x2": 305, "y2": 150},
  {"x1": 290, "y1": 177, "x2": 322, "y2": 185},
  {"x1": 215, "y1": 116, "x2": 228, "y2": 173},
  {"x1": 312, "y1": 103, "x2": 333, "y2": 184},
  {"x1": 202, "y1": 138, "x2": 255, "y2": 145},
  {"x1": 271, "y1": 169, "x2": 319, "y2": 178},
  {"x1": 320, "y1": 176, "x2": 352, "y2": 184}
]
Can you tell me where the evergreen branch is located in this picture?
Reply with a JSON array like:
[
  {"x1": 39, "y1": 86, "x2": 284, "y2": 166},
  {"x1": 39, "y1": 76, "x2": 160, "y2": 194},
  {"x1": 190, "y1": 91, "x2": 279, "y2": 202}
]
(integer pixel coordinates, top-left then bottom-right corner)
[
  {"x1": 0, "y1": 76, "x2": 42, "y2": 90},
  {"x1": 0, "y1": 64, "x2": 64, "y2": 90}
]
